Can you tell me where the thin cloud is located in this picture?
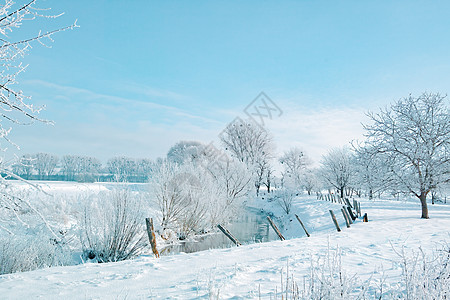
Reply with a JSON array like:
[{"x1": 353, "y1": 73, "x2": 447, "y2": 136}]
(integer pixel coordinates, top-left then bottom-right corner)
[
  {"x1": 120, "y1": 82, "x2": 187, "y2": 101},
  {"x1": 268, "y1": 104, "x2": 369, "y2": 165},
  {"x1": 22, "y1": 79, "x2": 220, "y2": 124}
]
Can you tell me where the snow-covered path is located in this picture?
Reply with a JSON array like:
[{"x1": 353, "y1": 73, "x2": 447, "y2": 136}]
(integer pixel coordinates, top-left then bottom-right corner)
[{"x1": 1, "y1": 198, "x2": 449, "y2": 299}]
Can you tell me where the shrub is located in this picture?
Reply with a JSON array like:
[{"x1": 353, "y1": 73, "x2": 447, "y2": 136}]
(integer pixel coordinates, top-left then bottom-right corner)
[
  {"x1": 0, "y1": 235, "x2": 71, "y2": 275},
  {"x1": 80, "y1": 190, "x2": 147, "y2": 263},
  {"x1": 272, "y1": 189, "x2": 295, "y2": 214}
]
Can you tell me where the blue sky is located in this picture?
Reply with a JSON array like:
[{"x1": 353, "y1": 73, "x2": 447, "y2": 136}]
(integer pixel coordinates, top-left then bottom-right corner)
[{"x1": 8, "y1": 0, "x2": 450, "y2": 163}]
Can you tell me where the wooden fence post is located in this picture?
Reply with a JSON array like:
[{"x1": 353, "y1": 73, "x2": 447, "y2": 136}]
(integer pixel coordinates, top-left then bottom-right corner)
[
  {"x1": 329, "y1": 210, "x2": 341, "y2": 232},
  {"x1": 145, "y1": 217, "x2": 160, "y2": 258},
  {"x1": 342, "y1": 206, "x2": 353, "y2": 224},
  {"x1": 346, "y1": 206, "x2": 357, "y2": 221},
  {"x1": 363, "y1": 213, "x2": 369, "y2": 222},
  {"x1": 341, "y1": 208, "x2": 351, "y2": 228},
  {"x1": 267, "y1": 216, "x2": 285, "y2": 241},
  {"x1": 357, "y1": 202, "x2": 361, "y2": 217},
  {"x1": 344, "y1": 198, "x2": 353, "y2": 208},
  {"x1": 217, "y1": 224, "x2": 242, "y2": 246},
  {"x1": 295, "y1": 214, "x2": 310, "y2": 237}
]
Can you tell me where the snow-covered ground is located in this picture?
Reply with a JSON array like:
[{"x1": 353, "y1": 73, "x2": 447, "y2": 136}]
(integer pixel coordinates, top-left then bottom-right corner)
[{"x1": 0, "y1": 183, "x2": 449, "y2": 299}]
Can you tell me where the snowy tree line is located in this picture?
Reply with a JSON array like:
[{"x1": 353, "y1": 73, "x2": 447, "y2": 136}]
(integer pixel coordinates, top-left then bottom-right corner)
[
  {"x1": 10, "y1": 154, "x2": 154, "y2": 182},
  {"x1": 198, "y1": 93, "x2": 448, "y2": 220}
]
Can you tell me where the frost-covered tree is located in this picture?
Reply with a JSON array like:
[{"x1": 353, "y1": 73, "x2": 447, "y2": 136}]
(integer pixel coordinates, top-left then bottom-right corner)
[
  {"x1": 363, "y1": 93, "x2": 449, "y2": 218},
  {"x1": 167, "y1": 141, "x2": 205, "y2": 164},
  {"x1": 78, "y1": 156, "x2": 101, "y2": 182},
  {"x1": 319, "y1": 147, "x2": 354, "y2": 199},
  {"x1": 220, "y1": 118, "x2": 274, "y2": 195},
  {"x1": 135, "y1": 158, "x2": 153, "y2": 180},
  {"x1": 352, "y1": 144, "x2": 393, "y2": 200},
  {"x1": 253, "y1": 158, "x2": 270, "y2": 196},
  {"x1": 12, "y1": 154, "x2": 34, "y2": 179},
  {"x1": 107, "y1": 156, "x2": 137, "y2": 182},
  {"x1": 279, "y1": 147, "x2": 311, "y2": 192},
  {"x1": 61, "y1": 155, "x2": 100, "y2": 181},
  {"x1": 61, "y1": 155, "x2": 82, "y2": 181},
  {"x1": 220, "y1": 118, "x2": 273, "y2": 165},
  {"x1": 263, "y1": 166, "x2": 275, "y2": 194},
  {"x1": 33, "y1": 153, "x2": 58, "y2": 179},
  {"x1": 303, "y1": 168, "x2": 319, "y2": 195}
]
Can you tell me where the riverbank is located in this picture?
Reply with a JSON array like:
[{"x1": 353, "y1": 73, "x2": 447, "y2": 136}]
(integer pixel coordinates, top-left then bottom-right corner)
[{"x1": 1, "y1": 194, "x2": 449, "y2": 298}]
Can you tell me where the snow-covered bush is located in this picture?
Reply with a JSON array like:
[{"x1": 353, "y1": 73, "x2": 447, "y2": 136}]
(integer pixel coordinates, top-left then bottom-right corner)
[
  {"x1": 80, "y1": 190, "x2": 147, "y2": 263},
  {"x1": 0, "y1": 235, "x2": 71, "y2": 275}
]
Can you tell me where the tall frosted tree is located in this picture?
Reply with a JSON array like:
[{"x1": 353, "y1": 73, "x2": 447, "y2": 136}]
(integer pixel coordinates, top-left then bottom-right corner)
[
  {"x1": 319, "y1": 147, "x2": 354, "y2": 199},
  {"x1": 279, "y1": 147, "x2": 311, "y2": 192},
  {"x1": 167, "y1": 141, "x2": 205, "y2": 165},
  {"x1": 107, "y1": 157, "x2": 137, "y2": 182},
  {"x1": 363, "y1": 93, "x2": 449, "y2": 218},
  {"x1": 352, "y1": 144, "x2": 393, "y2": 200},
  {"x1": 33, "y1": 153, "x2": 59, "y2": 179},
  {"x1": 220, "y1": 118, "x2": 274, "y2": 195}
]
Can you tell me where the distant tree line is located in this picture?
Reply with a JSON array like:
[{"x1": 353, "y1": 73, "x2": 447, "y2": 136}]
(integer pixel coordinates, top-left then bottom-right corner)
[{"x1": 9, "y1": 154, "x2": 154, "y2": 183}]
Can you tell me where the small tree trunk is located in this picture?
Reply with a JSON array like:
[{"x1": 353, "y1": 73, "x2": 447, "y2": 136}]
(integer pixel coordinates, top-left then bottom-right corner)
[
  {"x1": 419, "y1": 191, "x2": 429, "y2": 219},
  {"x1": 369, "y1": 189, "x2": 373, "y2": 200},
  {"x1": 340, "y1": 187, "x2": 344, "y2": 199}
]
